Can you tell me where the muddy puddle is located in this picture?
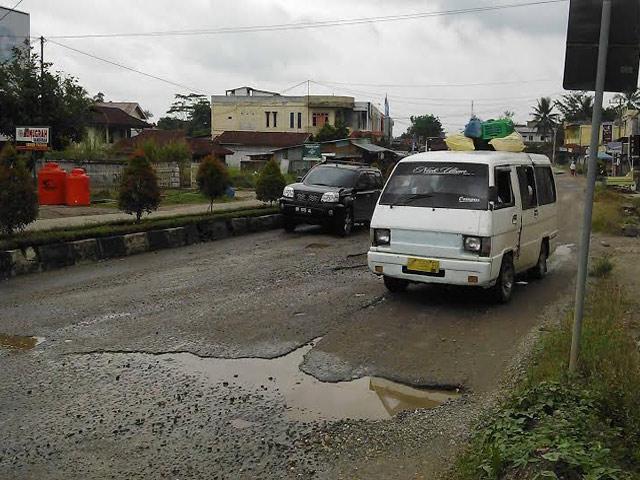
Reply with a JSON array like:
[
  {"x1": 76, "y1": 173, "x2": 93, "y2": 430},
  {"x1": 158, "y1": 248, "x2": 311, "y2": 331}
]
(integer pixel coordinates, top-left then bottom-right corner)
[
  {"x1": 549, "y1": 243, "x2": 575, "y2": 271},
  {"x1": 169, "y1": 340, "x2": 460, "y2": 421},
  {"x1": 0, "y1": 334, "x2": 45, "y2": 351}
]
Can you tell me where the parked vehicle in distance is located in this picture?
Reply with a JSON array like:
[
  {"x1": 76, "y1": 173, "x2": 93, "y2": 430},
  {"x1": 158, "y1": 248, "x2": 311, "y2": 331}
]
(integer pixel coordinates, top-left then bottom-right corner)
[
  {"x1": 367, "y1": 151, "x2": 558, "y2": 303},
  {"x1": 280, "y1": 161, "x2": 384, "y2": 236}
]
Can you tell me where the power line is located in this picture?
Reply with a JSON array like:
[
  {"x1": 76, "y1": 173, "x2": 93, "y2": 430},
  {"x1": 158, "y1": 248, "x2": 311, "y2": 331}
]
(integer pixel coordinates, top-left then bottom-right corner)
[
  {"x1": 47, "y1": 38, "x2": 205, "y2": 94},
  {"x1": 317, "y1": 78, "x2": 559, "y2": 89},
  {"x1": 0, "y1": 0, "x2": 25, "y2": 23},
  {"x1": 46, "y1": 0, "x2": 567, "y2": 39}
]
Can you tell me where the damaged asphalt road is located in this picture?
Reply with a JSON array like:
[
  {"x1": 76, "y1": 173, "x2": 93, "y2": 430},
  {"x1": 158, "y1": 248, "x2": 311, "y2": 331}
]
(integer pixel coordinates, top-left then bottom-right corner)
[{"x1": 0, "y1": 176, "x2": 582, "y2": 479}]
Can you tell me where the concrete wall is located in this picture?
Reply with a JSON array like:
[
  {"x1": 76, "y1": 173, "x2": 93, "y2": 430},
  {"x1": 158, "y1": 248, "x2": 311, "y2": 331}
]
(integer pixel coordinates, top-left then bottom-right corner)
[{"x1": 36, "y1": 160, "x2": 181, "y2": 190}]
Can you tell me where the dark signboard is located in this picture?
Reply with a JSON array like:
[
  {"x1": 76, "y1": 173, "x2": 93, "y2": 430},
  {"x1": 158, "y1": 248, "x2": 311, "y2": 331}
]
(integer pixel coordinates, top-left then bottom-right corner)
[
  {"x1": 303, "y1": 143, "x2": 322, "y2": 160},
  {"x1": 563, "y1": 0, "x2": 640, "y2": 92},
  {"x1": 602, "y1": 123, "x2": 613, "y2": 142}
]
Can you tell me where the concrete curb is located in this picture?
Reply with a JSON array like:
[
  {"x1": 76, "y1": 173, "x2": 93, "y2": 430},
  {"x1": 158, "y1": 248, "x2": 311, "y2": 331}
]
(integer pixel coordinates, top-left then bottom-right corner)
[{"x1": 0, "y1": 214, "x2": 283, "y2": 280}]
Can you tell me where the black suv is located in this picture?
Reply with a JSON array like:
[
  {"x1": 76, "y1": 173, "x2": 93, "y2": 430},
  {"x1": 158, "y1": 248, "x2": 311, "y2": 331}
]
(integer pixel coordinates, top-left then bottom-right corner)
[{"x1": 279, "y1": 161, "x2": 384, "y2": 236}]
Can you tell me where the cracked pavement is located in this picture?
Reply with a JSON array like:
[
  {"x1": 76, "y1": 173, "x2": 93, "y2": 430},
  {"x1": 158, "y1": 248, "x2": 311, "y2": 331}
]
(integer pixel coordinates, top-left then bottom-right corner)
[{"x1": 0, "y1": 175, "x2": 583, "y2": 479}]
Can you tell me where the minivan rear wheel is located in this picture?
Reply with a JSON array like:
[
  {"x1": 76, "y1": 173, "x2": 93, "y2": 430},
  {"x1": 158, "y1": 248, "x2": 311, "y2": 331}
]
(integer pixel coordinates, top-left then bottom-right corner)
[
  {"x1": 492, "y1": 255, "x2": 515, "y2": 303},
  {"x1": 530, "y1": 242, "x2": 548, "y2": 280},
  {"x1": 383, "y1": 275, "x2": 409, "y2": 293}
]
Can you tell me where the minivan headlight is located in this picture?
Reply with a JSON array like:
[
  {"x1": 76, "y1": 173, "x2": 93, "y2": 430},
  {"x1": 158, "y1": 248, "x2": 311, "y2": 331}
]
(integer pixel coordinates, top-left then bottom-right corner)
[
  {"x1": 373, "y1": 228, "x2": 391, "y2": 246},
  {"x1": 283, "y1": 186, "x2": 294, "y2": 198},
  {"x1": 463, "y1": 236, "x2": 491, "y2": 256},
  {"x1": 321, "y1": 192, "x2": 340, "y2": 203}
]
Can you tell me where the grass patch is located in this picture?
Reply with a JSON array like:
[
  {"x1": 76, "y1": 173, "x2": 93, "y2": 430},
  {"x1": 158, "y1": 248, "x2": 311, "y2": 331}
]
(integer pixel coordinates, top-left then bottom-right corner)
[
  {"x1": 456, "y1": 278, "x2": 640, "y2": 479},
  {"x1": 0, "y1": 205, "x2": 279, "y2": 251},
  {"x1": 589, "y1": 254, "x2": 615, "y2": 278},
  {"x1": 592, "y1": 186, "x2": 640, "y2": 235},
  {"x1": 160, "y1": 189, "x2": 236, "y2": 206}
]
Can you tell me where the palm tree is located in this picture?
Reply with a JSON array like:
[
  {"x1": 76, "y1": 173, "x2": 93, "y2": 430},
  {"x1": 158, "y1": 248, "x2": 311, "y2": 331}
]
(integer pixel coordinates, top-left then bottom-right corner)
[
  {"x1": 530, "y1": 97, "x2": 559, "y2": 135},
  {"x1": 555, "y1": 92, "x2": 593, "y2": 122},
  {"x1": 612, "y1": 89, "x2": 640, "y2": 110}
]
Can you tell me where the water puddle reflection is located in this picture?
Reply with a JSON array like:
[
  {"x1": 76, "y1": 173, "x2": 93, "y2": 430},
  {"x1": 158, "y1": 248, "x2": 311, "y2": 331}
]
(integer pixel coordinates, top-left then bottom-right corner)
[
  {"x1": 170, "y1": 340, "x2": 460, "y2": 421},
  {"x1": 0, "y1": 334, "x2": 45, "y2": 351}
]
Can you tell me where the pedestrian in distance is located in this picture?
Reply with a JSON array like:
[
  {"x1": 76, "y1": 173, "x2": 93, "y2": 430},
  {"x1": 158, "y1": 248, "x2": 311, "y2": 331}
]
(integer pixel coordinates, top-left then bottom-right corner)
[{"x1": 570, "y1": 160, "x2": 577, "y2": 176}]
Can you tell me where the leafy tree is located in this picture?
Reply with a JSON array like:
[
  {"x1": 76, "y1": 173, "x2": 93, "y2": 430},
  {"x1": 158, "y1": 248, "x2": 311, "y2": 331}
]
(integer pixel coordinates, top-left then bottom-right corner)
[
  {"x1": 501, "y1": 110, "x2": 515, "y2": 121},
  {"x1": 158, "y1": 140, "x2": 191, "y2": 187},
  {"x1": 0, "y1": 43, "x2": 92, "y2": 150},
  {"x1": 196, "y1": 155, "x2": 229, "y2": 212},
  {"x1": 158, "y1": 93, "x2": 211, "y2": 137},
  {"x1": 117, "y1": 150, "x2": 161, "y2": 222},
  {"x1": 530, "y1": 97, "x2": 560, "y2": 135},
  {"x1": 407, "y1": 114, "x2": 443, "y2": 140},
  {"x1": 256, "y1": 159, "x2": 286, "y2": 204},
  {"x1": 93, "y1": 92, "x2": 105, "y2": 103},
  {"x1": 612, "y1": 89, "x2": 640, "y2": 110},
  {"x1": 0, "y1": 145, "x2": 38, "y2": 236},
  {"x1": 555, "y1": 92, "x2": 593, "y2": 121},
  {"x1": 313, "y1": 119, "x2": 350, "y2": 142},
  {"x1": 143, "y1": 110, "x2": 153, "y2": 120}
]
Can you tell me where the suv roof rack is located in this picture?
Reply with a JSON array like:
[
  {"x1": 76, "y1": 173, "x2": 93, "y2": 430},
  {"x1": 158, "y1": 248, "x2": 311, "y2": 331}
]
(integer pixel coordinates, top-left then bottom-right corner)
[{"x1": 321, "y1": 159, "x2": 370, "y2": 167}]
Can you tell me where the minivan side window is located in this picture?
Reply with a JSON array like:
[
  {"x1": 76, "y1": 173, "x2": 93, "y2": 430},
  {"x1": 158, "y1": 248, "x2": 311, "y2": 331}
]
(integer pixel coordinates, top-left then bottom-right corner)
[
  {"x1": 534, "y1": 166, "x2": 556, "y2": 205},
  {"x1": 494, "y1": 168, "x2": 514, "y2": 209},
  {"x1": 516, "y1": 166, "x2": 538, "y2": 210}
]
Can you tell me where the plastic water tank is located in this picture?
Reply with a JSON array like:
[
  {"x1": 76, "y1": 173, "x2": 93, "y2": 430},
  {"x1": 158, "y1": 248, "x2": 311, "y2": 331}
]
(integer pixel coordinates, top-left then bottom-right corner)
[
  {"x1": 37, "y1": 163, "x2": 67, "y2": 205},
  {"x1": 65, "y1": 168, "x2": 91, "y2": 206}
]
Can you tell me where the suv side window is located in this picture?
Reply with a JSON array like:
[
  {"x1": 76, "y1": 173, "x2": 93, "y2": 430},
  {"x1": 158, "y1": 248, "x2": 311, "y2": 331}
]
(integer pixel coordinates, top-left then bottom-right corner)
[
  {"x1": 494, "y1": 168, "x2": 514, "y2": 209},
  {"x1": 516, "y1": 166, "x2": 538, "y2": 210},
  {"x1": 356, "y1": 172, "x2": 374, "y2": 190},
  {"x1": 534, "y1": 166, "x2": 556, "y2": 205}
]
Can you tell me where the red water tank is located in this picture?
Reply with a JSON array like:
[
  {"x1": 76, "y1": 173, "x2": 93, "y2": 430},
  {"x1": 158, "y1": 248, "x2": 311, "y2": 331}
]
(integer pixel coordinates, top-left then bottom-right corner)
[
  {"x1": 65, "y1": 168, "x2": 91, "y2": 206},
  {"x1": 37, "y1": 163, "x2": 67, "y2": 205}
]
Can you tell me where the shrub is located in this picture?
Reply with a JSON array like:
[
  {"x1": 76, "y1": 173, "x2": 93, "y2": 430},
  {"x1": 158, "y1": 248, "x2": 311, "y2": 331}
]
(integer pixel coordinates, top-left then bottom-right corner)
[
  {"x1": 589, "y1": 254, "x2": 614, "y2": 278},
  {"x1": 0, "y1": 145, "x2": 39, "y2": 236},
  {"x1": 228, "y1": 167, "x2": 257, "y2": 189},
  {"x1": 196, "y1": 155, "x2": 229, "y2": 212},
  {"x1": 117, "y1": 150, "x2": 160, "y2": 222},
  {"x1": 255, "y1": 159, "x2": 286, "y2": 204}
]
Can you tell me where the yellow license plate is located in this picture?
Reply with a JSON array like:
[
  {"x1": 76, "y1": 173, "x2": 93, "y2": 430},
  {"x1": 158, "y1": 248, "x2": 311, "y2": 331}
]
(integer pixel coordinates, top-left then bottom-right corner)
[{"x1": 407, "y1": 258, "x2": 440, "y2": 273}]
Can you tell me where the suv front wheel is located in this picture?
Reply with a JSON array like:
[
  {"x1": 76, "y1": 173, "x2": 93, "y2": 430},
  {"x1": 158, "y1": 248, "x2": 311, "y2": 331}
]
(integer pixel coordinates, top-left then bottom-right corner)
[{"x1": 334, "y1": 208, "x2": 354, "y2": 237}]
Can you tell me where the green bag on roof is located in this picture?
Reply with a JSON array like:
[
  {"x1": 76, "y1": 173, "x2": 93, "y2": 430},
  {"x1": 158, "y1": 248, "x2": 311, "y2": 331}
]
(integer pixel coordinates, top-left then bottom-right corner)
[{"x1": 481, "y1": 119, "x2": 515, "y2": 140}]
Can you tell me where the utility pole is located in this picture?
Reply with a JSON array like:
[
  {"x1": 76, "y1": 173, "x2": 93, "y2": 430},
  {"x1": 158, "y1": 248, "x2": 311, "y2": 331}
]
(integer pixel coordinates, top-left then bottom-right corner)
[
  {"x1": 552, "y1": 125, "x2": 558, "y2": 164},
  {"x1": 39, "y1": 36, "x2": 44, "y2": 79},
  {"x1": 307, "y1": 79, "x2": 310, "y2": 135},
  {"x1": 471, "y1": 100, "x2": 474, "y2": 118},
  {"x1": 569, "y1": 0, "x2": 611, "y2": 374}
]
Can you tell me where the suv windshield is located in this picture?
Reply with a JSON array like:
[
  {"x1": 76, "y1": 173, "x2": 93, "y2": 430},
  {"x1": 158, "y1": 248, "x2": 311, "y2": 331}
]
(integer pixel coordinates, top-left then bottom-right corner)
[
  {"x1": 303, "y1": 166, "x2": 357, "y2": 187},
  {"x1": 380, "y1": 162, "x2": 489, "y2": 210}
]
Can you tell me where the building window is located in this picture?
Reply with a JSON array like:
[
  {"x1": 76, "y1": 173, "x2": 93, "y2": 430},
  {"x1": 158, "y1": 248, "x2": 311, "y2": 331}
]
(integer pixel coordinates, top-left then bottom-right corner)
[
  {"x1": 290, "y1": 112, "x2": 294, "y2": 129},
  {"x1": 272, "y1": 111, "x2": 277, "y2": 128},
  {"x1": 540, "y1": 136, "x2": 546, "y2": 142},
  {"x1": 265, "y1": 111, "x2": 270, "y2": 127},
  {"x1": 529, "y1": 136, "x2": 533, "y2": 141},
  {"x1": 297, "y1": 112, "x2": 302, "y2": 129},
  {"x1": 312, "y1": 113, "x2": 329, "y2": 127}
]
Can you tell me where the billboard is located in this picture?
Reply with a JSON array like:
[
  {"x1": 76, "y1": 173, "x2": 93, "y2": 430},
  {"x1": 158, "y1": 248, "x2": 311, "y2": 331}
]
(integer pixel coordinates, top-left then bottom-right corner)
[
  {"x1": 15, "y1": 126, "x2": 50, "y2": 151},
  {"x1": 0, "y1": 6, "x2": 30, "y2": 62}
]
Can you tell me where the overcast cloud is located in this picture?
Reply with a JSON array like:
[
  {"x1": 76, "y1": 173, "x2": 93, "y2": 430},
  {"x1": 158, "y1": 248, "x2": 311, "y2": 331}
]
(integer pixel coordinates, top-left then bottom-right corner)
[{"x1": 6, "y1": 0, "x2": 576, "y2": 133}]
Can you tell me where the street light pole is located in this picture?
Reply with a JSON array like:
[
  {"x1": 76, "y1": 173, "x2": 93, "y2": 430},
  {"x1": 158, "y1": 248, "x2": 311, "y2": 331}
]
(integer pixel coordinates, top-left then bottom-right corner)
[{"x1": 569, "y1": 0, "x2": 611, "y2": 374}]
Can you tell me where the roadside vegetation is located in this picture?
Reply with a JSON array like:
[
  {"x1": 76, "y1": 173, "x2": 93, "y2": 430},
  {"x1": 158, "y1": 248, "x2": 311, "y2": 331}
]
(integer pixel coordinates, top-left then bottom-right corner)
[
  {"x1": 196, "y1": 155, "x2": 230, "y2": 212},
  {"x1": 456, "y1": 275, "x2": 640, "y2": 479},
  {"x1": 255, "y1": 159, "x2": 287, "y2": 204},
  {"x1": 0, "y1": 205, "x2": 278, "y2": 251},
  {"x1": 0, "y1": 145, "x2": 39, "y2": 236},
  {"x1": 592, "y1": 187, "x2": 640, "y2": 235},
  {"x1": 117, "y1": 151, "x2": 161, "y2": 222}
]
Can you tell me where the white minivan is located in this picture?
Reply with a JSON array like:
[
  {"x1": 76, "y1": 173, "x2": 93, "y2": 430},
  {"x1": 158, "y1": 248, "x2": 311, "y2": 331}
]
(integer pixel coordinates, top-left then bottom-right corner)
[{"x1": 367, "y1": 151, "x2": 558, "y2": 302}]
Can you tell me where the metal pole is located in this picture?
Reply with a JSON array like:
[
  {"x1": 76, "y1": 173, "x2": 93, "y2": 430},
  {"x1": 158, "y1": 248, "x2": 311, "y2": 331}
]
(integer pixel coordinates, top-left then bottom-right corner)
[
  {"x1": 569, "y1": 0, "x2": 611, "y2": 374},
  {"x1": 552, "y1": 126, "x2": 558, "y2": 164}
]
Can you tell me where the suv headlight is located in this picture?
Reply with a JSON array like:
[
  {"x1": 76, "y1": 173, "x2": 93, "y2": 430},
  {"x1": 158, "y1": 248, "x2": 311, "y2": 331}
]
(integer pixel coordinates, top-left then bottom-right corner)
[
  {"x1": 321, "y1": 191, "x2": 340, "y2": 203},
  {"x1": 463, "y1": 236, "x2": 491, "y2": 256},
  {"x1": 283, "y1": 186, "x2": 294, "y2": 198},
  {"x1": 373, "y1": 228, "x2": 391, "y2": 246}
]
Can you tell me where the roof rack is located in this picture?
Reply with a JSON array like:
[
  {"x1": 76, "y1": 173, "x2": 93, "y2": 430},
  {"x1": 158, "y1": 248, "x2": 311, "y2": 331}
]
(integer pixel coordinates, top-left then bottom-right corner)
[{"x1": 321, "y1": 159, "x2": 370, "y2": 167}]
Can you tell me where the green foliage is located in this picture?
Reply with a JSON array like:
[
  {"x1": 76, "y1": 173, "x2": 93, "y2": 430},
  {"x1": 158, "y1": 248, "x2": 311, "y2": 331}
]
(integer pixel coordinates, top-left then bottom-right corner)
[
  {"x1": 255, "y1": 159, "x2": 286, "y2": 204},
  {"x1": 0, "y1": 145, "x2": 38, "y2": 236},
  {"x1": 407, "y1": 114, "x2": 443, "y2": 140},
  {"x1": 228, "y1": 167, "x2": 257, "y2": 189},
  {"x1": 589, "y1": 254, "x2": 614, "y2": 278},
  {"x1": 457, "y1": 280, "x2": 640, "y2": 480},
  {"x1": 592, "y1": 188, "x2": 639, "y2": 235},
  {"x1": 555, "y1": 92, "x2": 594, "y2": 122},
  {"x1": 117, "y1": 151, "x2": 161, "y2": 222},
  {"x1": 63, "y1": 135, "x2": 111, "y2": 162},
  {"x1": 314, "y1": 119, "x2": 350, "y2": 142},
  {"x1": 0, "y1": 43, "x2": 92, "y2": 149},
  {"x1": 530, "y1": 97, "x2": 560, "y2": 136},
  {"x1": 196, "y1": 155, "x2": 230, "y2": 211},
  {"x1": 157, "y1": 93, "x2": 211, "y2": 137}
]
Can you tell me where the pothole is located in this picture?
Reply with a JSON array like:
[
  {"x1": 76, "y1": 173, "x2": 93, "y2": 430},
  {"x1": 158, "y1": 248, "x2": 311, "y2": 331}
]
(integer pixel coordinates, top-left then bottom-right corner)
[
  {"x1": 168, "y1": 340, "x2": 460, "y2": 421},
  {"x1": 0, "y1": 334, "x2": 45, "y2": 351}
]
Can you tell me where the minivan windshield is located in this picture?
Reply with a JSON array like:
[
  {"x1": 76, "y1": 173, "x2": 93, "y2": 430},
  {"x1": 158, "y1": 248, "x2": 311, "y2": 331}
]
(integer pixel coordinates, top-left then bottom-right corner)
[
  {"x1": 303, "y1": 166, "x2": 357, "y2": 188},
  {"x1": 380, "y1": 162, "x2": 489, "y2": 210}
]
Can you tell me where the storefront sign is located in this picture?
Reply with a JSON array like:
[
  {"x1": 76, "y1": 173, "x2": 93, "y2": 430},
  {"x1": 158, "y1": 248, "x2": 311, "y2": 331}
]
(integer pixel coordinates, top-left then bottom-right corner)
[{"x1": 15, "y1": 126, "x2": 50, "y2": 151}]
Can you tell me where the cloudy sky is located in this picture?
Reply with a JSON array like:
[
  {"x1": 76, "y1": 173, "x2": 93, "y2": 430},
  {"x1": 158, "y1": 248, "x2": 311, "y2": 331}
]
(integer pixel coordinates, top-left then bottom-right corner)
[{"x1": 4, "y1": 0, "x2": 574, "y2": 133}]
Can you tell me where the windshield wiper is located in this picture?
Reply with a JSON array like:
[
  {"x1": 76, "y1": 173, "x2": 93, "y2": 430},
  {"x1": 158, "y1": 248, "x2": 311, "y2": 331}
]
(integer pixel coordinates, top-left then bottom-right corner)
[{"x1": 389, "y1": 193, "x2": 433, "y2": 208}]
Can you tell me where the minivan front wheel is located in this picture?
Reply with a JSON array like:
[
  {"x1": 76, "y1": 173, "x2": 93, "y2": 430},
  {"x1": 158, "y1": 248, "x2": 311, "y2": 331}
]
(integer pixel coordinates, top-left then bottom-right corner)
[
  {"x1": 383, "y1": 275, "x2": 409, "y2": 293},
  {"x1": 492, "y1": 255, "x2": 515, "y2": 303}
]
